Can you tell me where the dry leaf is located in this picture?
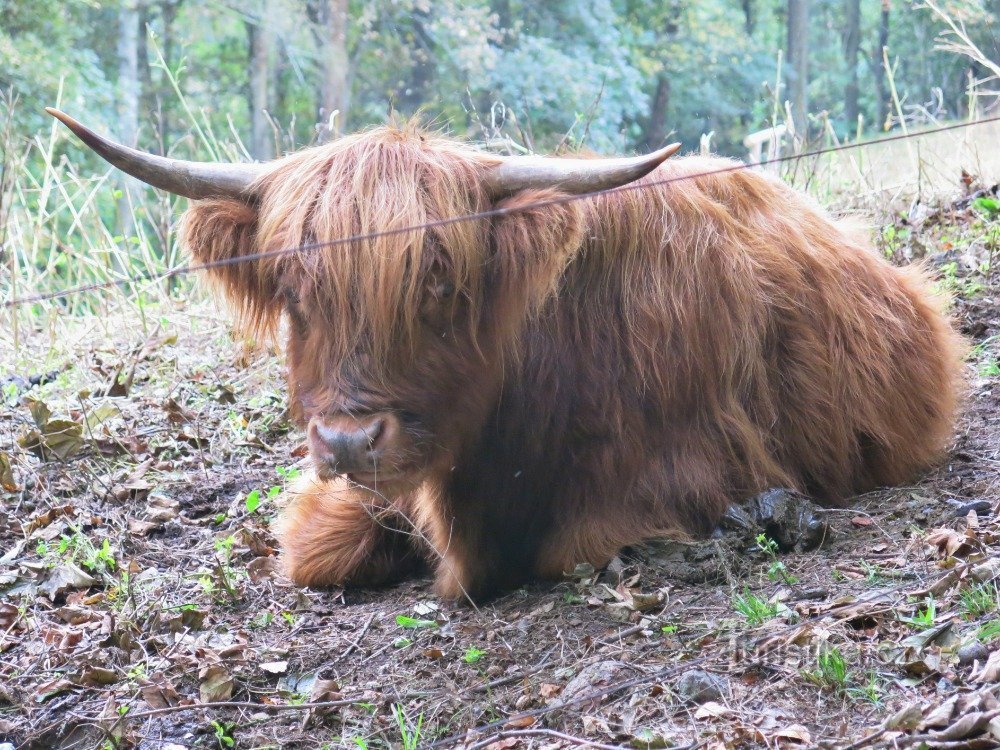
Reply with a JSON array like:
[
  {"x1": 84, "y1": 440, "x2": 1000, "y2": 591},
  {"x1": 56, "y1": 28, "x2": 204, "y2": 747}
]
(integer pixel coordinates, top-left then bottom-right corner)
[
  {"x1": 0, "y1": 452, "x2": 18, "y2": 492},
  {"x1": 505, "y1": 714, "x2": 536, "y2": 728},
  {"x1": 139, "y1": 676, "x2": 181, "y2": 709},
  {"x1": 199, "y1": 665, "x2": 234, "y2": 702},
  {"x1": 539, "y1": 682, "x2": 563, "y2": 699},
  {"x1": 972, "y1": 650, "x2": 1000, "y2": 683},
  {"x1": 694, "y1": 701, "x2": 733, "y2": 719},
  {"x1": 774, "y1": 724, "x2": 812, "y2": 744}
]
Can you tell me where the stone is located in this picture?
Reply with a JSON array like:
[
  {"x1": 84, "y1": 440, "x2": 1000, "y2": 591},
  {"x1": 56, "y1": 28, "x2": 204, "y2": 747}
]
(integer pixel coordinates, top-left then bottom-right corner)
[
  {"x1": 957, "y1": 641, "x2": 989, "y2": 666},
  {"x1": 675, "y1": 669, "x2": 727, "y2": 704}
]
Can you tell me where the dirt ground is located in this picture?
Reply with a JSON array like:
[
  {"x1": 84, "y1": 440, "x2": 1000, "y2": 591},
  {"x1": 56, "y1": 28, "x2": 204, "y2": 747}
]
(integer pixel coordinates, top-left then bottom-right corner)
[{"x1": 1, "y1": 186, "x2": 999, "y2": 750}]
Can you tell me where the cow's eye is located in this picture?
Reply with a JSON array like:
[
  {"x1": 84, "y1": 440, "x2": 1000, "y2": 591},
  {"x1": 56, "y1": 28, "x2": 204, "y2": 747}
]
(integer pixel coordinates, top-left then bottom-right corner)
[{"x1": 431, "y1": 280, "x2": 454, "y2": 301}]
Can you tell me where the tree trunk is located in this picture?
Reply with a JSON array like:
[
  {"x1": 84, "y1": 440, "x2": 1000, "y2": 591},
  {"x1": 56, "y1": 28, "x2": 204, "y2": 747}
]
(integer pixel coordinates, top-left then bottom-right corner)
[
  {"x1": 117, "y1": 0, "x2": 141, "y2": 240},
  {"x1": 873, "y1": 0, "x2": 890, "y2": 129},
  {"x1": 641, "y1": 73, "x2": 670, "y2": 150},
  {"x1": 397, "y1": 9, "x2": 434, "y2": 115},
  {"x1": 316, "y1": 0, "x2": 349, "y2": 143},
  {"x1": 843, "y1": 0, "x2": 860, "y2": 127},
  {"x1": 742, "y1": 0, "x2": 754, "y2": 36},
  {"x1": 247, "y1": 8, "x2": 274, "y2": 160},
  {"x1": 786, "y1": 0, "x2": 809, "y2": 137}
]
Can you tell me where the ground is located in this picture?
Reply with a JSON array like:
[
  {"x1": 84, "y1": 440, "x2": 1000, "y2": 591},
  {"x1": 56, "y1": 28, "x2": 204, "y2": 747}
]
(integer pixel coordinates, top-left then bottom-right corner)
[{"x1": 1, "y1": 185, "x2": 999, "y2": 750}]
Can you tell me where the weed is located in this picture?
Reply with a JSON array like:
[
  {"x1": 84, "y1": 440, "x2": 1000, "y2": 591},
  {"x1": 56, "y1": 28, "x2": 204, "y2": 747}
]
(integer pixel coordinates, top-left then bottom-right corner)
[
  {"x1": 804, "y1": 645, "x2": 849, "y2": 691},
  {"x1": 755, "y1": 533, "x2": 797, "y2": 584},
  {"x1": 391, "y1": 703, "x2": 423, "y2": 750},
  {"x1": 462, "y1": 646, "x2": 486, "y2": 664},
  {"x1": 978, "y1": 619, "x2": 1000, "y2": 643},
  {"x1": 900, "y1": 596, "x2": 937, "y2": 629},
  {"x1": 732, "y1": 588, "x2": 778, "y2": 626},
  {"x1": 395, "y1": 615, "x2": 438, "y2": 629},
  {"x1": 960, "y1": 583, "x2": 999, "y2": 619},
  {"x1": 37, "y1": 532, "x2": 117, "y2": 576},
  {"x1": 847, "y1": 670, "x2": 884, "y2": 705},
  {"x1": 211, "y1": 720, "x2": 235, "y2": 748},
  {"x1": 245, "y1": 464, "x2": 302, "y2": 514},
  {"x1": 250, "y1": 611, "x2": 275, "y2": 629}
]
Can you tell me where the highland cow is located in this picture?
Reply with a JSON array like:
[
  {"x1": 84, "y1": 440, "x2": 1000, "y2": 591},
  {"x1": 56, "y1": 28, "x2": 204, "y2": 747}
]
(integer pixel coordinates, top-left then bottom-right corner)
[{"x1": 48, "y1": 108, "x2": 965, "y2": 600}]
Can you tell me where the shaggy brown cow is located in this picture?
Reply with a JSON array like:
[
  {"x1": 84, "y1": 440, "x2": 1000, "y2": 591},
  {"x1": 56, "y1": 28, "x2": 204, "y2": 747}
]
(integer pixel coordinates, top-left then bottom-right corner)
[{"x1": 48, "y1": 108, "x2": 965, "y2": 600}]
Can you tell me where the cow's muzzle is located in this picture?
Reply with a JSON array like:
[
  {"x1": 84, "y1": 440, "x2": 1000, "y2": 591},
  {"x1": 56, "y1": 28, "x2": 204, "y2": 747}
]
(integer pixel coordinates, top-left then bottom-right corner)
[{"x1": 308, "y1": 412, "x2": 402, "y2": 483}]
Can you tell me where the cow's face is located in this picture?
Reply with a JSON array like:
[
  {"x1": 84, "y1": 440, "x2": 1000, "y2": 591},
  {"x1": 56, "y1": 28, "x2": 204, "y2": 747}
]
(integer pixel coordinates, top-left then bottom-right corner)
[
  {"x1": 47, "y1": 111, "x2": 669, "y2": 491},
  {"x1": 187, "y1": 128, "x2": 584, "y2": 490}
]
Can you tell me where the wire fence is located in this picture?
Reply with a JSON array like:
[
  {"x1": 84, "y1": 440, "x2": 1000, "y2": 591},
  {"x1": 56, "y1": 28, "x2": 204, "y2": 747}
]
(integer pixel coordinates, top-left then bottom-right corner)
[{"x1": 5, "y1": 113, "x2": 1000, "y2": 311}]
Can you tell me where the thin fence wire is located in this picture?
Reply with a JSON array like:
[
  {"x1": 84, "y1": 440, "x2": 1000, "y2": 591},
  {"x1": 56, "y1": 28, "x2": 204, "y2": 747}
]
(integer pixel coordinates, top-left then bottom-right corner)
[{"x1": 6, "y1": 113, "x2": 1000, "y2": 311}]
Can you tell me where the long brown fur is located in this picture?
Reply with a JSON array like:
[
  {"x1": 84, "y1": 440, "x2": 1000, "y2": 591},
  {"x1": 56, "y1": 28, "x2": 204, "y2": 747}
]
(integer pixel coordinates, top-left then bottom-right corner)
[{"x1": 180, "y1": 125, "x2": 966, "y2": 600}]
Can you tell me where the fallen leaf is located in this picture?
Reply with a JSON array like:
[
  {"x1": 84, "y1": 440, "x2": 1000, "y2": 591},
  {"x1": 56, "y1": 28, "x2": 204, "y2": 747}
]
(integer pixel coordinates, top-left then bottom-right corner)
[
  {"x1": 39, "y1": 563, "x2": 98, "y2": 599},
  {"x1": 0, "y1": 452, "x2": 18, "y2": 492},
  {"x1": 774, "y1": 724, "x2": 812, "y2": 744},
  {"x1": 33, "y1": 678, "x2": 74, "y2": 703},
  {"x1": 851, "y1": 516, "x2": 873, "y2": 527},
  {"x1": 695, "y1": 701, "x2": 733, "y2": 719},
  {"x1": 139, "y1": 676, "x2": 181, "y2": 709},
  {"x1": 972, "y1": 650, "x2": 1000, "y2": 683},
  {"x1": 79, "y1": 666, "x2": 118, "y2": 686},
  {"x1": 539, "y1": 683, "x2": 563, "y2": 699},
  {"x1": 260, "y1": 661, "x2": 288, "y2": 675},
  {"x1": 505, "y1": 714, "x2": 536, "y2": 728},
  {"x1": 199, "y1": 665, "x2": 234, "y2": 703}
]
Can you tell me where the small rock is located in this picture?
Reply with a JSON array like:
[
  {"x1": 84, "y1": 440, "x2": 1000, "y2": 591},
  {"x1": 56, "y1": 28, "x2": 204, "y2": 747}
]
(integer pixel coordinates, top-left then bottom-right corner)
[
  {"x1": 745, "y1": 488, "x2": 828, "y2": 551},
  {"x1": 954, "y1": 500, "x2": 993, "y2": 517},
  {"x1": 971, "y1": 558, "x2": 1000, "y2": 583},
  {"x1": 557, "y1": 660, "x2": 634, "y2": 709},
  {"x1": 675, "y1": 669, "x2": 727, "y2": 704},
  {"x1": 957, "y1": 641, "x2": 989, "y2": 666}
]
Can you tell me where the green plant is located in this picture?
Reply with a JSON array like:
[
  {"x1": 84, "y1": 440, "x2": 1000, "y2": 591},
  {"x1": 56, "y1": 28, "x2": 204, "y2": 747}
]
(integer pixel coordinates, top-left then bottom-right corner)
[
  {"x1": 805, "y1": 645, "x2": 849, "y2": 691},
  {"x1": 755, "y1": 533, "x2": 797, "y2": 584},
  {"x1": 245, "y1": 465, "x2": 302, "y2": 513},
  {"x1": 37, "y1": 531, "x2": 118, "y2": 576},
  {"x1": 391, "y1": 703, "x2": 423, "y2": 750},
  {"x1": 960, "y1": 583, "x2": 999, "y2": 619},
  {"x1": 972, "y1": 195, "x2": 1000, "y2": 220},
  {"x1": 395, "y1": 615, "x2": 438, "y2": 630},
  {"x1": 978, "y1": 619, "x2": 1000, "y2": 643},
  {"x1": 732, "y1": 588, "x2": 778, "y2": 626},
  {"x1": 847, "y1": 670, "x2": 884, "y2": 706},
  {"x1": 211, "y1": 720, "x2": 235, "y2": 748},
  {"x1": 900, "y1": 596, "x2": 937, "y2": 629},
  {"x1": 462, "y1": 646, "x2": 486, "y2": 664}
]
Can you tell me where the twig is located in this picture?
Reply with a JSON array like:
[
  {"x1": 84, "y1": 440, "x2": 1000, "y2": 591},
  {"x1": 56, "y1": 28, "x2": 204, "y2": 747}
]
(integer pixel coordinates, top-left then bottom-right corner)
[
  {"x1": 464, "y1": 728, "x2": 630, "y2": 750},
  {"x1": 106, "y1": 697, "x2": 363, "y2": 722},
  {"x1": 342, "y1": 612, "x2": 376, "y2": 658}
]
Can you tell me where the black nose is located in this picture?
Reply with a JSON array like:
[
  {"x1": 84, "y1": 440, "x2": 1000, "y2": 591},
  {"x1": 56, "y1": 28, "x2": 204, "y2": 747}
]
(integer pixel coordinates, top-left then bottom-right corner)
[{"x1": 309, "y1": 415, "x2": 386, "y2": 473}]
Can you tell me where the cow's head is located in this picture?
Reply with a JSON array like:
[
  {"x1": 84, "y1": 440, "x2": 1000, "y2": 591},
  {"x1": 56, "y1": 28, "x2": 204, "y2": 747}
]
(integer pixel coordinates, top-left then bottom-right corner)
[{"x1": 48, "y1": 108, "x2": 677, "y2": 491}]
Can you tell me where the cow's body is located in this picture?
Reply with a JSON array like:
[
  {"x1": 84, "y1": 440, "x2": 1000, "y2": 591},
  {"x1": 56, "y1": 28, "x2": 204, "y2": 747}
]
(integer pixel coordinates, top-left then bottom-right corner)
[{"x1": 266, "y1": 148, "x2": 963, "y2": 600}]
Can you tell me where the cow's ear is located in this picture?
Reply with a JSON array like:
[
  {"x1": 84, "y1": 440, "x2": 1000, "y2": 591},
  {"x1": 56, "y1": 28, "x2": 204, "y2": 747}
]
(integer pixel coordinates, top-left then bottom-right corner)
[
  {"x1": 180, "y1": 199, "x2": 282, "y2": 337},
  {"x1": 489, "y1": 189, "x2": 584, "y2": 318}
]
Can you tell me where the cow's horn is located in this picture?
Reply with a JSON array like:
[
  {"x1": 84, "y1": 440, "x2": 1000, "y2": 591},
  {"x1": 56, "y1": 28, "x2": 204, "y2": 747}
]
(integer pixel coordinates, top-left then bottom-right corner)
[
  {"x1": 485, "y1": 142, "x2": 681, "y2": 198},
  {"x1": 45, "y1": 108, "x2": 264, "y2": 200}
]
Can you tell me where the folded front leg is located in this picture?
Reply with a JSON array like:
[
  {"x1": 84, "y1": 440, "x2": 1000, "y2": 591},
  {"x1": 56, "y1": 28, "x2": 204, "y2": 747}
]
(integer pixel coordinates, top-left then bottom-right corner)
[{"x1": 277, "y1": 474, "x2": 423, "y2": 588}]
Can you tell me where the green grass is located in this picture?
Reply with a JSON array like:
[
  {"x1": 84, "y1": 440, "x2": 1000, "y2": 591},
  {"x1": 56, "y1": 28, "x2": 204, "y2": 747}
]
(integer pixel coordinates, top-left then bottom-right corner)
[
  {"x1": 806, "y1": 646, "x2": 849, "y2": 691},
  {"x1": 960, "y1": 583, "x2": 999, "y2": 620},
  {"x1": 732, "y1": 588, "x2": 779, "y2": 626}
]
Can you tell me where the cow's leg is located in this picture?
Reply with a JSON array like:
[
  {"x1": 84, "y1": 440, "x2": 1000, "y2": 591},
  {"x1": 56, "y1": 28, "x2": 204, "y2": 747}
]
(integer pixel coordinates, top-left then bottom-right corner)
[
  {"x1": 532, "y1": 455, "x2": 733, "y2": 582},
  {"x1": 277, "y1": 475, "x2": 423, "y2": 588}
]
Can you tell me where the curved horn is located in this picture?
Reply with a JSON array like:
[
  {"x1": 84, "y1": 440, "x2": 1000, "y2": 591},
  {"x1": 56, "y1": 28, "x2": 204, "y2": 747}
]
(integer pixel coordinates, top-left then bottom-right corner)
[
  {"x1": 45, "y1": 107, "x2": 265, "y2": 200},
  {"x1": 484, "y1": 142, "x2": 681, "y2": 198}
]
